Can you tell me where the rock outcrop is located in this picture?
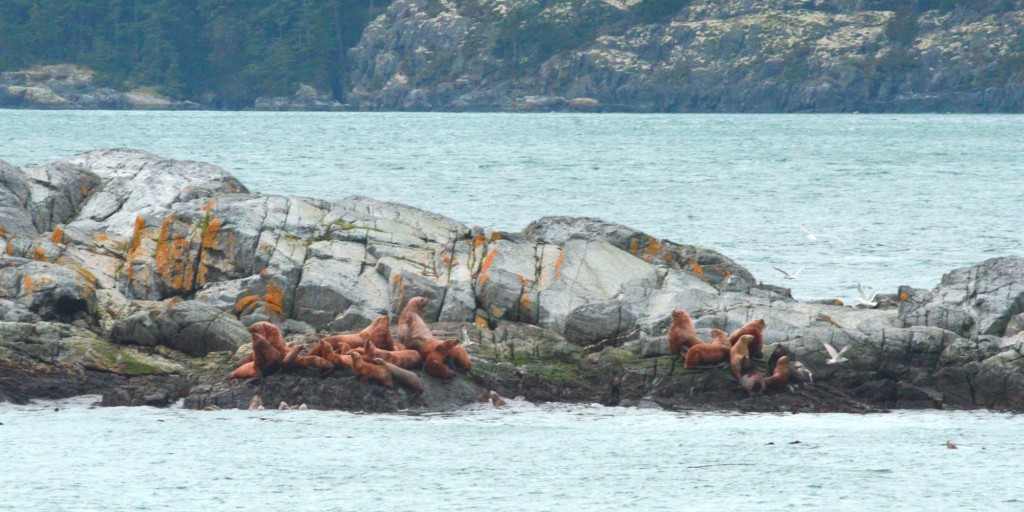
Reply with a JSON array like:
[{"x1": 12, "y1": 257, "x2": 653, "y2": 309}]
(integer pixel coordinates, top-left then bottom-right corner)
[
  {"x1": 0, "y1": 65, "x2": 198, "y2": 110},
  {"x1": 1, "y1": 149, "x2": 1023, "y2": 412}
]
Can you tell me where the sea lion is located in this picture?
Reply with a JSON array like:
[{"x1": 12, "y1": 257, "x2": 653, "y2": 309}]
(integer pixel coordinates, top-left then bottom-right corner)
[
  {"x1": 230, "y1": 361, "x2": 258, "y2": 379},
  {"x1": 668, "y1": 310, "x2": 702, "y2": 355},
  {"x1": 423, "y1": 339, "x2": 459, "y2": 380},
  {"x1": 489, "y1": 390, "x2": 507, "y2": 408},
  {"x1": 374, "y1": 357, "x2": 424, "y2": 394},
  {"x1": 448, "y1": 345, "x2": 472, "y2": 372},
  {"x1": 320, "y1": 316, "x2": 390, "y2": 352},
  {"x1": 764, "y1": 355, "x2": 790, "y2": 391},
  {"x1": 789, "y1": 360, "x2": 813, "y2": 384},
  {"x1": 684, "y1": 343, "x2": 731, "y2": 369},
  {"x1": 351, "y1": 352, "x2": 393, "y2": 389},
  {"x1": 397, "y1": 296, "x2": 433, "y2": 350},
  {"x1": 364, "y1": 341, "x2": 424, "y2": 370},
  {"x1": 293, "y1": 354, "x2": 335, "y2": 376},
  {"x1": 710, "y1": 328, "x2": 731, "y2": 348},
  {"x1": 766, "y1": 343, "x2": 791, "y2": 375},
  {"x1": 249, "y1": 321, "x2": 290, "y2": 355},
  {"x1": 728, "y1": 319, "x2": 766, "y2": 359},
  {"x1": 248, "y1": 395, "x2": 264, "y2": 411},
  {"x1": 251, "y1": 332, "x2": 284, "y2": 380},
  {"x1": 737, "y1": 356, "x2": 765, "y2": 395},
  {"x1": 729, "y1": 334, "x2": 756, "y2": 379}
]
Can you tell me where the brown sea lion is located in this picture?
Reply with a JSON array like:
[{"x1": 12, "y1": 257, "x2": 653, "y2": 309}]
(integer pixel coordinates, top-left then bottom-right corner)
[
  {"x1": 230, "y1": 361, "x2": 258, "y2": 379},
  {"x1": 684, "y1": 343, "x2": 731, "y2": 369},
  {"x1": 351, "y1": 352, "x2": 393, "y2": 389},
  {"x1": 251, "y1": 332, "x2": 283, "y2": 379},
  {"x1": 710, "y1": 328, "x2": 731, "y2": 348},
  {"x1": 364, "y1": 341, "x2": 424, "y2": 370},
  {"x1": 729, "y1": 334, "x2": 756, "y2": 379},
  {"x1": 728, "y1": 318, "x2": 766, "y2": 359},
  {"x1": 767, "y1": 343, "x2": 791, "y2": 375},
  {"x1": 249, "y1": 321, "x2": 290, "y2": 355},
  {"x1": 737, "y1": 355, "x2": 765, "y2": 395},
  {"x1": 397, "y1": 297, "x2": 433, "y2": 350},
  {"x1": 320, "y1": 316, "x2": 389, "y2": 352},
  {"x1": 489, "y1": 390, "x2": 507, "y2": 408},
  {"x1": 764, "y1": 355, "x2": 790, "y2": 391},
  {"x1": 448, "y1": 345, "x2": 472, "y2": 372},
  {"x1": 374, "y1": 357, "x2": 424, "y2": 394},
  {"x1": 668, "y1": 310, "x2": 702, "y2": 356},
  {"x1": 423, "y1": 338, "x2": 460, "y2": 380}
]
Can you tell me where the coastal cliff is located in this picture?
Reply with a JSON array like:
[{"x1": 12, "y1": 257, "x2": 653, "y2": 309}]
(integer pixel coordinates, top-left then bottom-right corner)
[
  {"x1": 1, "y1": 1, "x2": 1022, "y2": 112},
  {"x1": 1, "y1": 149, "x2": 1023, "y2": 412}
]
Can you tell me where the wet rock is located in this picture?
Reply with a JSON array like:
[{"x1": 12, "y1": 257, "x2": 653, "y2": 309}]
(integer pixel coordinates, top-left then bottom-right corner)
[{"x1": 0, "y1": 258, "x2": 97, "y2": 324}]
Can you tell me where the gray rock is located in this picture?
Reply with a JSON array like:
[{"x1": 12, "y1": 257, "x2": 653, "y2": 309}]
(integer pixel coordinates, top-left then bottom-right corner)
[
  {"x1": 0, "y1": 257, "x2": 97, "y2": 323},
  {"x1": 900, "y1": 257, "x2": 1024, "y2": 339},
  {"x1": 111, "y1": 299, "x2": 247, "y2": 357}
]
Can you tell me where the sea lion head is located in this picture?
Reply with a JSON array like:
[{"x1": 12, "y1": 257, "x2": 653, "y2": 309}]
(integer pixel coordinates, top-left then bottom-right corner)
[{"x1": 789, "y1": 360, "x2": 813, "y2": 384}]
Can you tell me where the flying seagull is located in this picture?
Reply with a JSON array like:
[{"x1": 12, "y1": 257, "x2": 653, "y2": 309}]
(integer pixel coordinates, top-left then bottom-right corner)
[
  {"x1": 821, "y1": 341, "x2": 850, "y2": 364},
  {"x1": 773, "y1": 266, "x2": 804, "y2": 280},
  {"x1": 857, "y1": 282, "x2": 883, "y2": 307}
]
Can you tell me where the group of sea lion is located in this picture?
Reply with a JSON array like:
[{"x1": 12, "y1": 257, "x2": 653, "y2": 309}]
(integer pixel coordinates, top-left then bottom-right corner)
[
  {"x1": 669, "y1": 310, "x2": 810, "y2": 395},
  {"x1": 228, "y1": 296, "x2": 471, "y2": 394}
]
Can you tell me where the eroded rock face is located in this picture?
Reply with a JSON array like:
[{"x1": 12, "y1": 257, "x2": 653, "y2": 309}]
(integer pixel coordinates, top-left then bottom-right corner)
[
  {"x1": 1, "y1": 149, "x2": 1024, "y2": 413},
  {"x1": 900, "y1": 257, "x2": 1024, "y2": 339}
]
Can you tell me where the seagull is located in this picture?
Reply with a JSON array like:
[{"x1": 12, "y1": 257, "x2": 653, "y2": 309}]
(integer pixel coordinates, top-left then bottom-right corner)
[
  {"x1": 799, "y1": 225, "x2": 831, "y2": 241},
  {"x1": 857, "y1": 283, "x2": 883, "y2": 307},
  {"x1": 822, "y1": 341, "x2": 850, "y2": 364},
  {"x1": 773, "y1": 266, "x2": 804, "y2": 280}
]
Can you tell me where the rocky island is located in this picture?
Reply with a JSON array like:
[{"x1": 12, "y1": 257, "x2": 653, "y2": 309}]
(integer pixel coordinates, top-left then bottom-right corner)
[{"x1": 0, "y1": 149, "x2": 1022, "y2": 413}]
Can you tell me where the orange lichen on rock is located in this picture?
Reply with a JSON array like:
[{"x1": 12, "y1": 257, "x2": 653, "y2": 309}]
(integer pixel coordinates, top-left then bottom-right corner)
[
  {"x1": 22, "y1": 276, "x2": 35, "y2": 293},
  {"x1": 473, "y1": 234, "x2": 486, "y2": 247},
  {"x1": 478, "y1": 273, "x2": 490, "y2": 286},
  {"x1": 554, "y1": 250, "x2": 566, "y2": 279},
  {"x1": 235, "y1": 294, "x2": 261, "y2": 314},
  {"x1": 153, "y1": 215, "x2": 198, "y2": 292},
  {"x1": 645, "y1": 236, "x2": 664, "y2": 258},
  {"x1": 201, "y1": 219, "x2": 220, "y2": 249},
  {"x1": 629, "y1": 239, "x2": 639, "y2": 255},
  {"x1": 899, "y1": 292, "x2": 909, "y2": 303},
  {"x1": 481, "y1": 249, "x2": 498, "y2": 273},
  {"x1": 51, "y1": 226, "x2": 64, "y2": 244},
  {"x1": 262, "y1": 283, "x2": 285, "y2": 316},
  {"x1": 489, "y1": 231, "x2": 502, "y2": 242},
  {"x1": 33, "y1": 247, "x2": 47, "y2": 261},
  {"x1": 520, "y1": 293, "x2": 532, "y2": 310},
  {"x1": 475, "y1": 316, "x2": 489, "y2": 328},
  {"x1": 688, "y1": 257, "x2": 705, "y2": 279},
  {"x1": 201, "y1": 199, "x2": 217, "y2": 213}
]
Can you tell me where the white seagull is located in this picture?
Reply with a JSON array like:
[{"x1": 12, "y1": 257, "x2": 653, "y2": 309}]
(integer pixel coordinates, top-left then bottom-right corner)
[
  {"x1": 821, "y1": 341, "x2": 850, "y2": 365},
  {"x1": 773, "y1": 266, "x2": 804, "y2": 280},
  {"x1": 799, "y1": 226, "x2": 831, "y2": 241},
  {"x1": 857, "y1": 282, "x2": 883, "y2": 307}
]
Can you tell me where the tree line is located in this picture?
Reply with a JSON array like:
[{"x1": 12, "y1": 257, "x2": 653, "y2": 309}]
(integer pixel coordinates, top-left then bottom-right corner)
[{"x1": 0, "y1": 0, "x2": 380, "y2": 108}]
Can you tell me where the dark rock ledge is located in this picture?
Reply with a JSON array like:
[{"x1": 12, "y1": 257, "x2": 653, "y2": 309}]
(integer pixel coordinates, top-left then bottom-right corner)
[{"x1": 2, "y1": 149, "x2": 1022, "y2": 413}]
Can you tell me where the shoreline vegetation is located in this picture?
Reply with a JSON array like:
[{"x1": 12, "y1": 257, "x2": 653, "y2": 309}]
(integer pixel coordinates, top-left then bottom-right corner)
[
  {"x1": 1, "y1": 1, "x2": 1023, "y2": 113},
  {"x1": 1, "y1": 149, "x2": 1023, "y2": 413}
]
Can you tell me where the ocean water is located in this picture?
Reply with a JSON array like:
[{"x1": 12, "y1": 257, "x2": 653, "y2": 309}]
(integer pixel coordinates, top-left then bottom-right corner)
[
  {"x1": 0, "y1": 397, "x2": 1021, "y2": 511},
  {"x1": 1, "y1": 111, "x2": 1022, "y2": 301}
]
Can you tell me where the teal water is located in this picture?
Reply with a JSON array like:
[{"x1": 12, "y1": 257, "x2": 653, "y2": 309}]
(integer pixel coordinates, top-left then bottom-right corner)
[
  {"x1": 1, "y1": 111, "x2": 1022, "y2": 300},
  {"x1": 0, "y1": 397, "x2": 1021, "y2": 511}
]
